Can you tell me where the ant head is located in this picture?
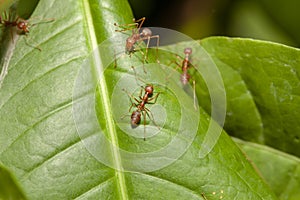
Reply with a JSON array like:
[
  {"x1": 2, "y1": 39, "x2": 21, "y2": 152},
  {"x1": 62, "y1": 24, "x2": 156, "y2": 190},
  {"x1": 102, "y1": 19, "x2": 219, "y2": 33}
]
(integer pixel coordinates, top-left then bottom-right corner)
[
  {"x1": 17, "y1": 20, "x2": 29, "y2": 33},
  {"x1": 184, "y1": 48, "x2": 192, "y2": 55},
  {"x1": 141, "y1": 28, "x2": 152, "y2": 37},
  {"x1": 145, "y1": 85, "x2": 154, "y2": 95}
]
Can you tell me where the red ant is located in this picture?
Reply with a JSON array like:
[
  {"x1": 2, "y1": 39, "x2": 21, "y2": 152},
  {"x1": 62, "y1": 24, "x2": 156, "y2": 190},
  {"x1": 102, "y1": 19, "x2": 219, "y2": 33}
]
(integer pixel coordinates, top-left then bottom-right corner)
[
  {"x1": 114, "y1": 17, "x2": 160, "y2": 72},
  {"x1": 0, "y1": 13, "x2": 29, "y2": 33},
  {"x1": 169, "y1": 47, "x2": 197, "y2": 110},
  {"x1": 122, "y1": 80, "x2": 160, "y2": 140},
  {"x1": 0, "y1": 11, "x2": 54, "y2": 51},
  {"x1": 180, "y1": 48, "x2": 193, "y2": 84}
]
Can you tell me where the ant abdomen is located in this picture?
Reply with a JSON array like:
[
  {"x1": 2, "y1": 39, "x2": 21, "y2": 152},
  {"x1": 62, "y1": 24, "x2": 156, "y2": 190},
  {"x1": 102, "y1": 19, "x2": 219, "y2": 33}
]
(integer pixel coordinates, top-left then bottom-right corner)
[
  {"x1": 180, "y1": 73, "x2": 190, "y2": 85},
  {"x1": 184, "y1": 47, "x2": 192, "y2": 55},
  {"x1": 131, "y1": 110, "x2": 141, "y2": 128},
  {"x1": 140, "y1": 28, "x2": 152, "y2": 37}
]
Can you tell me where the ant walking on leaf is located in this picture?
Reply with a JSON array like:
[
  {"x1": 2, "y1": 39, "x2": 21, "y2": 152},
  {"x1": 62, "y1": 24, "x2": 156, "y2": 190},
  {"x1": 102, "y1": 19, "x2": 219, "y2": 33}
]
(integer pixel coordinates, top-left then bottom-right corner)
[
  {"x1": 168, "y1": 47, "x2": 197, "y2": 110},
  {"x1": 0, "y1": 11, "x2": 54, "y2": 51},
  {"x1": 114, "y1": 17, "x2": 160, "y2": 72},
  {"x1": 122, "y1": 67, "x2": 160, "y2": 140}
]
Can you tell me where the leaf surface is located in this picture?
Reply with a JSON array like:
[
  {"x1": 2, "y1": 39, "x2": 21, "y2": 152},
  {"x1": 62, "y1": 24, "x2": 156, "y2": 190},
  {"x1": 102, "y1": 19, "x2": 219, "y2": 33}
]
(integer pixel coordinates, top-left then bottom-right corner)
[
  {"x1": 0, "y1": 164, "x2": 27, "y2": 200},
  {"x1": 200, "y1": 37, "x2": 300, "y2": 157},
  {"x1": 235, "y1": 138, "x2": 300, "y2": 200},
  {"x1": 0, "y1": 0, "x2": 279, "y2": 199}
]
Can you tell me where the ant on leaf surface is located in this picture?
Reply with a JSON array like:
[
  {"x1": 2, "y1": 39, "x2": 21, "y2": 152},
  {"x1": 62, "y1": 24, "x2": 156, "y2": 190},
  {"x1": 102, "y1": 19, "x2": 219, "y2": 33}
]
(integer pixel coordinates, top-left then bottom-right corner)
[
  {"x1": 114, "y1": 17, "x2": 160, "y2": 72},
  {"x1": 168, "y1": 47, "x2": 198, "y2": 110},
  {"x1": 0, "y1": 11, "x2": 54, "y2": 51},
  {"x1": 121, "y1": 66, "x2": 160, "y2": 140}
]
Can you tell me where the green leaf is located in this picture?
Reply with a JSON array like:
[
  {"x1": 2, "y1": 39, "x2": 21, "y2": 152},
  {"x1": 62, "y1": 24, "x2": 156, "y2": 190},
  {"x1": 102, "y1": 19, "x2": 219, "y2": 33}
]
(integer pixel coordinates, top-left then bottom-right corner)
[
  {"x1": 0, "y1": 164, "x2": 27, "y2": 200},
  {"x1": 234, "y1": 138, "x2": 300, "y2": 200},
  {"x1": 159, "y1": 37, "x2": 300, "y2": 199},
  {"x1": 0, "y1": 0, "x2": 278, "y2": 200},
  {"x1": 200, "y1": 37, "x2": 300, "y2": 158}
]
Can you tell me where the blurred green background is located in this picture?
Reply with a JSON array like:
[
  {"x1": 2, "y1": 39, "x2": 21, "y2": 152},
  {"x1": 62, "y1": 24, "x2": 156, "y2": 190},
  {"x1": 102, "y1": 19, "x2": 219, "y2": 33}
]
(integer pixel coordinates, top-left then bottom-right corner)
[{"x1": 129, "y1": 0, "x2": 300, "y2": 47}]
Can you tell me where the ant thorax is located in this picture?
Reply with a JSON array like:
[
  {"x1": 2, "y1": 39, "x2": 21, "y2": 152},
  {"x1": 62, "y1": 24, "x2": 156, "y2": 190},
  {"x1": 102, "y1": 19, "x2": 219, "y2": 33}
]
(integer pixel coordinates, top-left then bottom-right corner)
[{"x1": 126, "y1": 34, "x2": 139, "y2": 54}]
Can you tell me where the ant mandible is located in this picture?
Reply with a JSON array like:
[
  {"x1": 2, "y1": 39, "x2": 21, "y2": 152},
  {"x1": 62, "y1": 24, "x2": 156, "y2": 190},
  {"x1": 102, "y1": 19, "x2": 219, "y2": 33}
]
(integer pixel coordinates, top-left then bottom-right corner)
[{"x1": 114, "y1": 17, "x2": 160, "y2": 71}]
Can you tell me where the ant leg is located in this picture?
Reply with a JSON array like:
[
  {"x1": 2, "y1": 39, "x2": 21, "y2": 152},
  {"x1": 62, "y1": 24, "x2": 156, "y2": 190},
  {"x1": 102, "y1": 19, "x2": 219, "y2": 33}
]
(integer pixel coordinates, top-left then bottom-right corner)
[
  {"x1": 23, "y1": 35, "x2": 42, "y2": 51},
  {"x1": 130, "y1": 39, "x2": 148, "y2": 73},
  {"x1": 193, "y1": 79, "x2": 197, "y2": 110},
  {"x1": 114, "y1": 22, "x2": 138, "y2": 32},
  {"x1": 165, "y1": 58, "x2": 181, "y2": 81},
  {"x1": 142, "y1": 110, "x2": 147, "y2": 140},
  {"x1": 133, "y1": 17, "x2": 146, "y2": 29},
  {"x1": 114, "y1": 51, "x2": 126, "y2": 69},
  {"x1": 131, "y1": 66, "x2": 146, "y2": 86},
  {"x1": 120, "y1": 113, "x2": 131, "y2": 120},
  {"x1": 120, "y1": 99, "x2": 137, "y2": 120},
  {"x1": 142, "y1": 53, "x2": 147, "y2": 74},
  {"x1": 128, "y1": 102, "x2": 136, "y2": 113},
  {"x1": 138, "y1": 35, "x2": 160, "y2": 65},
  {"x1": 28, "y1": 17, "x2": 55, "y2": 28},
  {"x1": 154, "y1": 35, "x2": 160, "y2": 63},
  {"x1": 138, "y1": 86, "x2": 144, "y2": 100},
  {"x1": 136, "y1": 48, "x2": 147, "y2": 73},
  {"x1": 15, "y1": 16, "x2": 20, "y2": 22},
  {"x1": 148, "y1": 35, "x2": 160, "y2": 63},
  {"x1": 122, "y1": 88, "x2": 140, "y2": 105},
  {"x1": 145, "y1": 108, "x2": 160, "y2": 131},
  {"x1": 114, "y1": 49, "x2": 117, "y2": 68},
  {"x1": 147, "y1": 92, "x2": 160, "y2": 104},
  {"x1": 114, "y1": 20, "x2": 139, "y2": 32},
  {"x1": 144, "y1": 36, "x2": 151, "y2": 64}
]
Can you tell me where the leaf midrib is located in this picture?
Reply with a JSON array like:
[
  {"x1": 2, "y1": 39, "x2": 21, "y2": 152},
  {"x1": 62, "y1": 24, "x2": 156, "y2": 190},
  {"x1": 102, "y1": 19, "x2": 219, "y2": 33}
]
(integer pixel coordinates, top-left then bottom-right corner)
[
  {"x1": 0, "y1": 31, "x2": 19, "y2": 88},
  {"x1": 81, "y1": 1, "x2": 128, "y2": 199}
]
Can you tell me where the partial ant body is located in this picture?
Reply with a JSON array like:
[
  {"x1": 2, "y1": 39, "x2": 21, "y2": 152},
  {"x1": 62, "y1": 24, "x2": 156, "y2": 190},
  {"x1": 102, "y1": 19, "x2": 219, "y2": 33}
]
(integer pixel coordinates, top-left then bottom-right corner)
[
  {"x1": 0, "y1": 15, "x2": 29, "y2": 34},
  {"x1": 169, "y1": 47, "x2": 197, "y2": 110},
  {"x1": 0, "y1": 11, "x2": 54, "y2": 50},
  {"x1": 180, "y1": 48, "x2": 193, "y2": 85}
]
